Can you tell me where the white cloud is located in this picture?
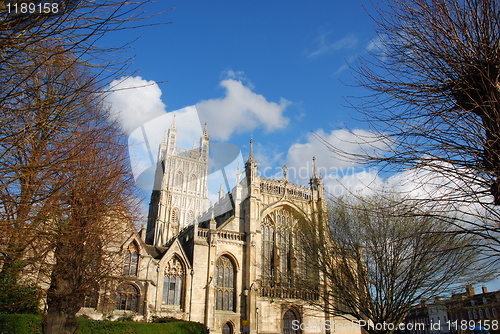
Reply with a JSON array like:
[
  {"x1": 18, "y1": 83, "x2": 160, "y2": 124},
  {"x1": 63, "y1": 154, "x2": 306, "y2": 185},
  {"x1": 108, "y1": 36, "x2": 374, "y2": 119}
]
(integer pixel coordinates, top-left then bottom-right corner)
[
  {"x1": 106, "y1": 76, "x2": 167, "y2": 134},
  {"x1": 308, "y1": 32, "x2": 359, "y2": 59},
  {"x1": 127, "y1": 106, "x2": 204, "y2": 189},
  {"x1": 196, "y1": 79, "x2": 290, "y2": 141},
  {"x1": 286, "y1": 128, "x2": 387, "y2": 180}
]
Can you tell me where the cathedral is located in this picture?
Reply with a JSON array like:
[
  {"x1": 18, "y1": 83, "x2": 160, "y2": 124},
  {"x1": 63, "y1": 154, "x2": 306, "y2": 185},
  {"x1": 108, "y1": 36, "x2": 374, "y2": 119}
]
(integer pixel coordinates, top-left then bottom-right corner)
[{"x1": 79, "y1": 120, "x2": 360, "y2": 334}]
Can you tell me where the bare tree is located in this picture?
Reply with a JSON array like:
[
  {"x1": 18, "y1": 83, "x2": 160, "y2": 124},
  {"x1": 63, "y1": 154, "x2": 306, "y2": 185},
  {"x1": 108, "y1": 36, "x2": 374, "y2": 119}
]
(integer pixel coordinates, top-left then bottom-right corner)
[
  {"x1": 0, "y1": 45, "x2": 140, "y2": 333},
  {"x1": 297, "y1": 195, "x2": 485, "y2": 334},
  {"x1": 0, "y1": 1, "x2": 165, "y2": 324},
  {"x1": 42, "y1": 115, "x2": 139, "y2": 334},
  {"x1": 321, "y1": 0, "x2": 500, "y2": 266}
]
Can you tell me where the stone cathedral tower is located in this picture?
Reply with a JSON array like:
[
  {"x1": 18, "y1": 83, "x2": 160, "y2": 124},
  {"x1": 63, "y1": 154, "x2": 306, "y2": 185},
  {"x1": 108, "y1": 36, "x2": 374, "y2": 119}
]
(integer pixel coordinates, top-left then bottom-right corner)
[{"x1": 145, "y1": 118, "x2": 209, "y2": 246}]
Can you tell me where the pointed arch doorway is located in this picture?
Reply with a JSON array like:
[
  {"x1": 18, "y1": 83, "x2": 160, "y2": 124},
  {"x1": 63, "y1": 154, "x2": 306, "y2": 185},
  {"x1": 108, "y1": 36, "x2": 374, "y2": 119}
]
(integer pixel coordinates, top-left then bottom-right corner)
[
  {"x1": 283, "y1": 309, "x2": 300, "y2": 334},
  {"x1": 222, "y1": 321, "x2": 233, "y2": 334}
]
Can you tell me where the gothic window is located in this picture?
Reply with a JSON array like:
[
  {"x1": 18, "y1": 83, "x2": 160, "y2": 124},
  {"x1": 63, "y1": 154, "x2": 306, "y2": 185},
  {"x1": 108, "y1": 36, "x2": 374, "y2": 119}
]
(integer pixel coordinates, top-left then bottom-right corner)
[
  {"x1": 190, "y1": 174, "x2": 197, "y2": 191},
  {"x1": 262, "y1": 225, "x2": 275, "y2": 281},
  {"x1": 187, "y1": 210, "x2": 194, "y2": 225},
  {"x1": 175, "y1": 171, "x2": 183, "y2": 188},
  {"x1": 283, "y1": 309, "x2": 300, "y2": 334},
  {"x1": 215, "y1": 256, "x2": 235, "y2": 311},
  {"x1": 222, "y1": 322, "x2": 233, "y2": 334},
  {"x1": 83, "y1": 284, "x2": 99, "y2": 309},
  {"x1": 171, "y1": 208, "x2": 179, "y2": 224},
  {"x1": 261, "y1": 207, "x2": 296, "y2": 286},
  {"x1": 116, "y1": 284, "x2": 139, "y2": 311},
  {"x1": 163, "y1": 256, "x2": 185, "y2": 306},
  {"x1": 261, "y1": 207, "x2": 318, "y2": 300},
  {"x1": 123, "y1": 243, "x2": 139, "y2": 276}
]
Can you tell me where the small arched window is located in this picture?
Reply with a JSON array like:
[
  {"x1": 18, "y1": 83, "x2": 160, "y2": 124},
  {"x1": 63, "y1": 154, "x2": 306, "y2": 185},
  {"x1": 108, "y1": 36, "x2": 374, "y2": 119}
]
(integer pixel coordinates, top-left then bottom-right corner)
[
  {"x1": 163, "y1": 256, "x2": 185, "y2": 306},
  {"x1": 116, "y1": 284, "x2": 139, "y2": 311},
  {"x1": 123, "y1": 243, "x2": 139, "y2": 276},
  {"x1": 215, "y1": 256, "x2": 235, "y2": 311}
]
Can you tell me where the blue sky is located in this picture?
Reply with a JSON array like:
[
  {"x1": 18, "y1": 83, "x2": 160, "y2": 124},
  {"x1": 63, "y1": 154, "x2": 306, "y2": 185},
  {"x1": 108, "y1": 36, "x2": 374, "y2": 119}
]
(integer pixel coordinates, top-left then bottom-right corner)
[
  {"x1": 106, "y1": 1, "x2": 382, "y2": 194},
  {"x1": 104, "y1": 1, "x2": 499, "y2": 291}
]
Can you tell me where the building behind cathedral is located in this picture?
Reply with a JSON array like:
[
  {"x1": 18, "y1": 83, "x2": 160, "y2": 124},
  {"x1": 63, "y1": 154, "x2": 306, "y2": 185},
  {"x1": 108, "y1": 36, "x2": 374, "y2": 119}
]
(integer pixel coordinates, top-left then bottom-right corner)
[{"x1": 79, "y1": 121, "x2": 360, "y2": 334}]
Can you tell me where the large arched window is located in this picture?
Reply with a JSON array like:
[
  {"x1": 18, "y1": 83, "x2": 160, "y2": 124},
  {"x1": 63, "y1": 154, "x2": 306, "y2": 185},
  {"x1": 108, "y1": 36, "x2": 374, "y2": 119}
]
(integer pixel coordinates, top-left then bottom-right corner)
[
  {"x1": 215, "y1": 255, "x2": 235, "y2": 311},
  {"x1": 261, "y1": 207, "x2": 296, "y2": 286},
  {"x1": 261, "y1": 207, "x2": 319, "y2": 300},
  {"x1": 163, "y1": 256, "x2": 184, "y2": 306},
  {"x1": 283, "y1": 309, "x2": 300, "y2": 334},
  {"x1": 116, "y1": 284, "x2": 139, "y2": 311},
  {"x1": 123, "y1": 243, "x2": 139, "y2": 276}
]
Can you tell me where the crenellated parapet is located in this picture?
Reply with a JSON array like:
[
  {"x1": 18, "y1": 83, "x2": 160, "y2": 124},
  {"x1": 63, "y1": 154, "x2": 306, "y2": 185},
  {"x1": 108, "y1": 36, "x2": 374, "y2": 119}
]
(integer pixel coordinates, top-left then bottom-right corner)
[{"x1": 259, "y1": 178, "x2": 312, "y2": 202}]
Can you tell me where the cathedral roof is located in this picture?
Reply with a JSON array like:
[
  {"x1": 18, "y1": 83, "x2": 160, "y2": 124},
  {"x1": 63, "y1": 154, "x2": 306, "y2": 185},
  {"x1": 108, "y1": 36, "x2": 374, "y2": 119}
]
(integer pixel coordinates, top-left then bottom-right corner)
[{"x1": 144, "y1": 245, "x2": 169, "y2": 259}]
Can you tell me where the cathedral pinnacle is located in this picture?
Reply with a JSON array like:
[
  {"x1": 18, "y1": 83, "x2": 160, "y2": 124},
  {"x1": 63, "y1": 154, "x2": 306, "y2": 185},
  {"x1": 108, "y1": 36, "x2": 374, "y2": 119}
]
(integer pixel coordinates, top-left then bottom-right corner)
[
  {"x1": 171, "y1": 114, "x2": 177, "y2": 129},
  {"x1": 203, "y1": 123, "x2": 209, "y2": 138},
  {"x1": 312, "y1": 156, "x2": 318, "y2": 179},
  {"x1": 248, "y1": 138, "x2": 255, "y2": 163}
]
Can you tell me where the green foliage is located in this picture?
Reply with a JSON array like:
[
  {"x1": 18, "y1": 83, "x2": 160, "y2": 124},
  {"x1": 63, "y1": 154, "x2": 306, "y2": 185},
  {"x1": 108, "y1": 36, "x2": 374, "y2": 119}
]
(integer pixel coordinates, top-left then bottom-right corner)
[
  {"x1": 115, "y1": 314, "x2": 136, "y2": 322},
  {"x1": 0, "y1": 273, "x2": 42, "y2": 314},
  {"x1": 76, "y1": 317, "x2": 209, "y2": 334},
  {"x1": 0, "y1": 314, "x2": 208, "y2": 334},
  {"x1": 151, "y1": 316, "x2": 179, "y2": 323},
  {"x1": 0, "y1": 314, "x2": 42, "y2": 334}
]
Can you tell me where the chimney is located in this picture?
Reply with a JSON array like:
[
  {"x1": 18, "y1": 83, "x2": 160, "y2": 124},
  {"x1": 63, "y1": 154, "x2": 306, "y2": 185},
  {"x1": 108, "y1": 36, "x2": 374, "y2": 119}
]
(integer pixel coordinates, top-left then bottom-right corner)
[
  {"x1": 466, "y1": 284, "x2": 475, "y2": 296},
  {"x1": 482, "y1": 286, "x2": 488, "y2": 294}
]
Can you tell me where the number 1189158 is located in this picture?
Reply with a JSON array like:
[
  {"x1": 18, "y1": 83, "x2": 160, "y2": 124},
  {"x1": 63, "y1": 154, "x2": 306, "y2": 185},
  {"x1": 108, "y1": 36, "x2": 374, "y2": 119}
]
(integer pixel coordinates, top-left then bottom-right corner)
[
  {"x1": 6, "y1": 2, "x2": 59, "y2": 14},
  {"x1": 447, "y1": 320, "x2": 499, "y2": 331}
]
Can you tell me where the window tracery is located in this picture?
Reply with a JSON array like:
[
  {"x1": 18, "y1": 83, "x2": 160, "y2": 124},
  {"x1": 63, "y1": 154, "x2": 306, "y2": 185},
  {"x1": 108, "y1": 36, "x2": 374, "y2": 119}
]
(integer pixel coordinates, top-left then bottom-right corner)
[
  {"x1": 261, "y1": 208, "x2": 296, "y2": 286},
  {"x1": 261, "y1": 207, "x2": 318, "y2": 300},
  {"x1": 175, "y1": 171, "x2": 183, "y2": 188},
  {"x1": 171, "y1": 208, "x2": 179, "y2": 224},
  {"x1": 190, "y1": 174, "x2": 197, "y2": 191},
  {"x1": 116, "y1": 284, "x2": 139, "y2": 311},
  {"x1": 123, "y1": 243, "x2": 139, "y2": 276},
  {"x1": 163, "y1": 256, "x2": 184, "y2": 306},
  {"x1": 215, "y1": 255, "x2": 235, "y2": 311}
]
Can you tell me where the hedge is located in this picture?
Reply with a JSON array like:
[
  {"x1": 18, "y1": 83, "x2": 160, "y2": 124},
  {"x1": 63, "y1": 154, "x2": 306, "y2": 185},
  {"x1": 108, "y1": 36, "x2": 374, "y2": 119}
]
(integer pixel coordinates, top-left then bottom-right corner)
[{"x1": 0, "y1": 314, "x2": 208, "y2": 334}]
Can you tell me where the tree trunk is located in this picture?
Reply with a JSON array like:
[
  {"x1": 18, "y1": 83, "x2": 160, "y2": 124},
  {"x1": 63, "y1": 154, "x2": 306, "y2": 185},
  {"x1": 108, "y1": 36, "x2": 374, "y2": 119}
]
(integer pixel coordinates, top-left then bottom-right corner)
[
  {"x1": 42, "y1": 241, "x2": 84, "y2": 334},
  {"x1": 43, "y1": 308, "x2": 78, "y2": 334}
]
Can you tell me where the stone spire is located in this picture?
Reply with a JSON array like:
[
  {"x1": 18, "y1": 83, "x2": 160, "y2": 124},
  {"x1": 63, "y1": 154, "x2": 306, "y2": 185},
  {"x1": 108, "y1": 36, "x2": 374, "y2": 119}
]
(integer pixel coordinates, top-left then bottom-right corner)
[
  {"x1": 219, "y1": 184, "x2": 224, "y2": 200},
  {"x1": 312, "y1": 156, "x2": 318, "y2": 179},
  {"x1": 245, "y1": 138, "x2": 258, "y2": 184},
  {"x1": 310, "y1": 156, "x2": 324, "y2": 196}
]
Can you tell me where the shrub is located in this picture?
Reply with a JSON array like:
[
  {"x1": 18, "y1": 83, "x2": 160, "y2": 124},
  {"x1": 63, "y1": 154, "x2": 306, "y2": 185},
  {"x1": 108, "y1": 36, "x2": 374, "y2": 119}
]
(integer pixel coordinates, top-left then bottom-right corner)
[
  {"x1": 0, "y1": 314, "x2": 43, "y2": 334},
  {"x1": 0, "y1": 314, "x2": 208, "y2": 334}
]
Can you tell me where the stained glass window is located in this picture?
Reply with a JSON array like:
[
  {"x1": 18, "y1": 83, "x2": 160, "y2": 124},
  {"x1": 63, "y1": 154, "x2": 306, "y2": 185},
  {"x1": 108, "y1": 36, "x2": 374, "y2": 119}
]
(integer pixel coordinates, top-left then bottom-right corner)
[
  {"x1": 261, "y1": 207, "x2": 296, "y2": 285},
  {"x1": 162, "y1": 256, "x2": 184, "y2": 306},
  {"x1": 123, "y1": 243, "x2": 139, "y2": 276},
  {"x1": 215, "y1": 256, "x2": 235, "y2": 311},
  {"x1": 116, "y1": 284, "x2": 139, "y2": 311}
]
